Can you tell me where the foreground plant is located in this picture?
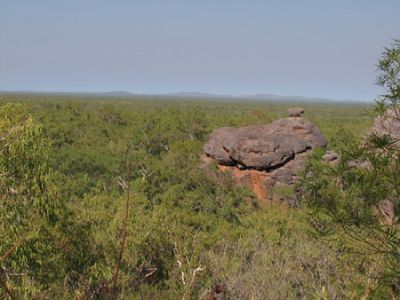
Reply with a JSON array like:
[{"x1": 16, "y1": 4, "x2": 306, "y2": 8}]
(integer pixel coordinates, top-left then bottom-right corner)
[{"x1": 299, "y1": 39, "x2": 400, "y2": 298}]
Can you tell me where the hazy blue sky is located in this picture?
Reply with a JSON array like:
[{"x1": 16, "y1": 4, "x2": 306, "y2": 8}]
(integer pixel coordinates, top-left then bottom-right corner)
[{"x1": 1, "y1": 0, "x2": 399, "y2": 100}]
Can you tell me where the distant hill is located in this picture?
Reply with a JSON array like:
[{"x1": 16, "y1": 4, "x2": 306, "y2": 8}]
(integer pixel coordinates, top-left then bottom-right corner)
[
  {"x1": 162, "y1": 92, "x2": 234, "y2": 98},
  {"x1": 101, "y1": 91, "x2": 135, "y2": 96},
  {"x1": 0, "y1": 90, "x2": 369, "y2": 103},
  {"x1": 151, "y1": 92, "x2": 367, "y2": 103},
  {"x1": 238, "y1": 94, "x2": 337, "y2": 103}
]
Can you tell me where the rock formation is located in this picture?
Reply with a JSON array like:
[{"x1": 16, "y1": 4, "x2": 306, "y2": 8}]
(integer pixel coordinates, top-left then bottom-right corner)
[
  {"x1": 370, "y1": 108, "x2": 400, "y2": 146},
  {"x1": 203, "y1": 108, "x2": 328, "y2": 204},
  {"x1": 368, "y1": 108, "x2": 399, "y2": 222},
  {"x1": 287, "y1": 107, "x2": 305, "y2": 117},
  {"x1": 322, "y1": 151, "x2": 338, "y2": 162}
]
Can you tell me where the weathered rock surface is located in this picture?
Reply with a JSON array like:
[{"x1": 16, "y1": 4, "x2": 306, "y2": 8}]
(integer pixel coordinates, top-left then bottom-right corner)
[
  {"x1": 323, "y1": 151, "x2": 338, "y2": 162},
  {"x1": 204, "y1": 117, "x2": 327, "y2": 171},
  {"x1": 370, "y1": 108, "x2": 400, "y2": 146},
  {"x1": 287, "y1": 107, "x2": 305, "y2": 117},
  {"x1": 203, "y1": 109, "x2": 328, "y2": 204},
  {"x1": 203, "y1": 127, "x2": 239, "y2": 165},
  {"x1": 269, "y1": 117, "x2": 328, "y2": 148},
  {"x1": 229, "y1": 133, "x2": 309, "y2": 169}
]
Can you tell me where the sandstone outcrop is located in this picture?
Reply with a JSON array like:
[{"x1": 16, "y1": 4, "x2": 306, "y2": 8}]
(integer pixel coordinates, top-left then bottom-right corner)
[
  {"x1": 203, "y1": 109, "x2": 328, "y2": 204},
  {"x1": 287, "y1": 107, "x2": 305, "y2": 117},
  {"x1": 370, "y1": 108, "x2": 400, "y2": 146}
]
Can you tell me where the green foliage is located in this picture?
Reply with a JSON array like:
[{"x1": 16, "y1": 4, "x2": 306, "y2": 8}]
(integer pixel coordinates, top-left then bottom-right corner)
[
  {"x1": 299, "y1": 39, "x2": 400, "y2": 298},
  {"x1": 376, "y1": 39, "x2": 400, "y2": 109},
  {"x1": 0, "y1": 104, "x2": 100, "y2": 298},
  {"x1": 0, "y1": 93, "x2": 378, "y2": 298},
  {"x1": 0, "y1": 103, "x2": 60, "y2": 294}
]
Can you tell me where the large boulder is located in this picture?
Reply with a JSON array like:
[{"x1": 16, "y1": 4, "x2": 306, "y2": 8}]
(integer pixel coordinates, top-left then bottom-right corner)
[
  {"x1": 203, "y1": 109, "x2": 328, "y2": 203},
  {"x1": 204, "y1": 115, "x2": 327, "y2": 170},
  {"x1": 229, "y1": 133, "x2": 309, "y2": 169}
]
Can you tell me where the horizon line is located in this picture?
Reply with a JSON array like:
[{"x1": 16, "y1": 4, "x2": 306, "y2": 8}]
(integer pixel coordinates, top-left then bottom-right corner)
[{"x1": 0, "y1": 89, "x2": 373, "y2": 103}]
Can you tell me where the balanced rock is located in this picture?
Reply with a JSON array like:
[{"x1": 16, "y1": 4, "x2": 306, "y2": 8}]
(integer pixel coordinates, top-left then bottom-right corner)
[
  {"x1": 204, "y1": 115, "x2": 327, "y2": 170},
  {"x1": 203, "y1": 109, "x2": 328, "y2": 203},
  {"x1": 287, "y1": 107, "x2": 305, "y2": 117}
]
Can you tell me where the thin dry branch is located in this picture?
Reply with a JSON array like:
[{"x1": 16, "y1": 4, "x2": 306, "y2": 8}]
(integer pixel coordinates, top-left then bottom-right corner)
[
  {"x1": 0, "y1": 238, "x2": 24, "y2": 263},
  {"x1": 111, "y1": 145, "x2": 132, "y2": 300}
]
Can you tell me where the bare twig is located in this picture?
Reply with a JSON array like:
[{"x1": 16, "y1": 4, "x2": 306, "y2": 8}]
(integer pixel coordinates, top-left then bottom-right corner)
[
  {"x1": 0, "y1": 267, "x2": 13, "y2": 299},
  {"x1": 0, "y1": 238, "x2": 24, "y2": 263},
  {"x1": 111, "y1": 145, "x2": 132, "y2": 300}
]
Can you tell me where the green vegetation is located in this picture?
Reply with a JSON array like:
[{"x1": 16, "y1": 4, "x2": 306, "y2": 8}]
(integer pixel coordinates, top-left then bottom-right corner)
[
  {"x1": 299, "y1": 39, "x2": 400, "y2": 299},
  {"x1": 0, "y1": 95, "x2": 374, "y2": 299},
  {"x1": 1, "y1": 41, "x2": 399, "y2": 299}
]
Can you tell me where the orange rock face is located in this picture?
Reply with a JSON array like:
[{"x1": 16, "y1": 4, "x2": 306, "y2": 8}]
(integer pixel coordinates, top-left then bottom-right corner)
[{"x1": 219, "y1": 165, "x2": 270, "y2": 204}]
